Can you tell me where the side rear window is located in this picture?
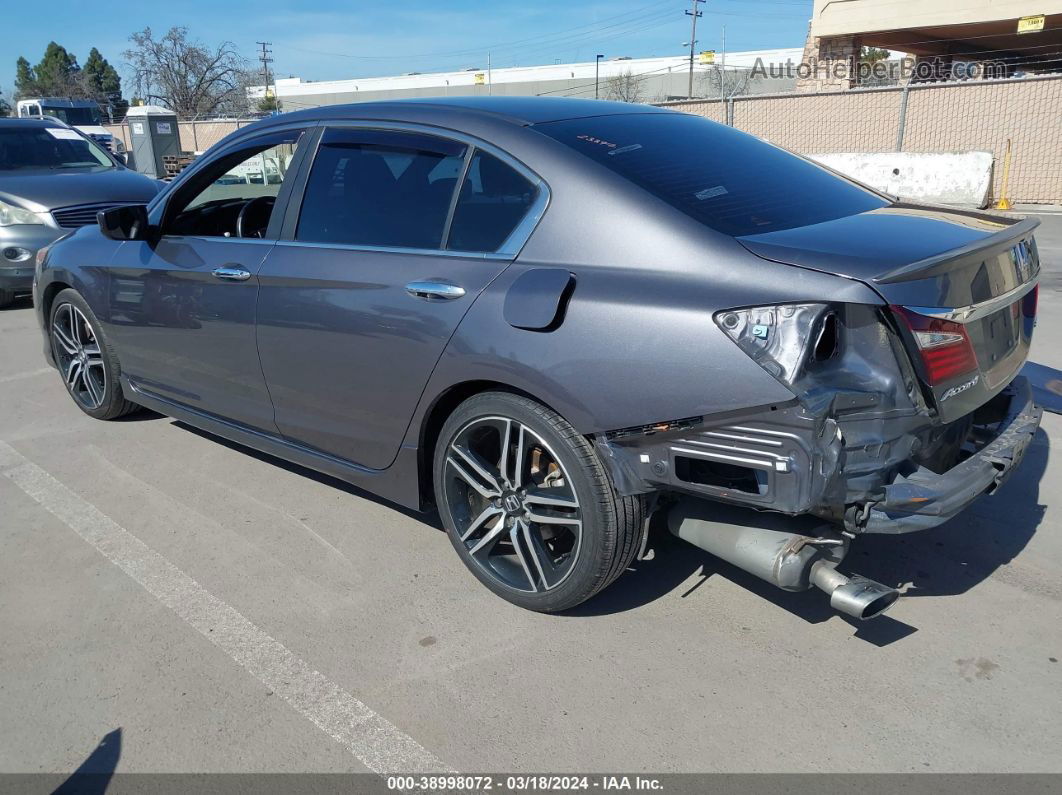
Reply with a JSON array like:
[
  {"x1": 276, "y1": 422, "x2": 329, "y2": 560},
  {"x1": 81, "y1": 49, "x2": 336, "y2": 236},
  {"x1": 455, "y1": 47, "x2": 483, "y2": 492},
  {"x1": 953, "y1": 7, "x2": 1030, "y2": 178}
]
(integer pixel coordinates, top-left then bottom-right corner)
[
  {"x1": 296, "y1": 128, "x2": 467, "y2": 249},
  {"x1": 447, "y1": 151, "x2": 537, "y2": 253},
  {"x1": 535, "y1": 113, "x2": 888, "y2": 237}
]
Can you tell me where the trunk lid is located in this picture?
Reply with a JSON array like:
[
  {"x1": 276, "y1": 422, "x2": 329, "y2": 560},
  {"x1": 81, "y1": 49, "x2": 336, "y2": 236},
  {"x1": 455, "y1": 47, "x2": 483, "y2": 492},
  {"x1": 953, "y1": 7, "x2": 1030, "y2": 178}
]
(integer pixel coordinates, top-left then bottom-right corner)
[{"x1": 738, "y1": 204, "x2": 1040, "y2": 423}]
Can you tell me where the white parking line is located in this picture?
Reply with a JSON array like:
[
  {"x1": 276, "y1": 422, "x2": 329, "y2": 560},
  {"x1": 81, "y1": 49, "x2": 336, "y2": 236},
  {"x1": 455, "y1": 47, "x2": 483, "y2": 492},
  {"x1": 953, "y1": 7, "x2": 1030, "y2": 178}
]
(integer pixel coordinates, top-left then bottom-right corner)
[
  {"x1": 0, "y1": 439, "x2": 452, "y2": 775},
  {"x1": 0, "y1": 367, "x2": 53, "y2": 385}
]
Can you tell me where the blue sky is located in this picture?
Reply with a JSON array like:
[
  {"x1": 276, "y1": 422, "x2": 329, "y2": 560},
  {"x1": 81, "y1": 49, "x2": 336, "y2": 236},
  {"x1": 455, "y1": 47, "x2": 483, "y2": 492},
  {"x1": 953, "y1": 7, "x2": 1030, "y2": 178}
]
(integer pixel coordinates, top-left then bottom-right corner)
[{"x1": 1, "y1": 0, "x2": 813, "y2": 102}]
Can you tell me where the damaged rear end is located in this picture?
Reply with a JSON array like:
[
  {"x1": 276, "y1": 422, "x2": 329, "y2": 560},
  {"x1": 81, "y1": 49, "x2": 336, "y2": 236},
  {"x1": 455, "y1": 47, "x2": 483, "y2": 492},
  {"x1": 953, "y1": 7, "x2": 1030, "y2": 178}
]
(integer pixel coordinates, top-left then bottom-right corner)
[{"x1": 598, "y1": 206, "x2": 1043, "y2": 618}]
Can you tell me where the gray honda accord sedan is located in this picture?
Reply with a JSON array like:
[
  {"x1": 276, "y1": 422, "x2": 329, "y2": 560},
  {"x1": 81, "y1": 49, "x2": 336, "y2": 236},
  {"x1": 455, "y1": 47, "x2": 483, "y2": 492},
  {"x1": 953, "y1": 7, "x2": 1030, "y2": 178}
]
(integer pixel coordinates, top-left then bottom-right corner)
[
  {"x1": 33, "y1": 98, "x2": 1042, "y2": 619},
  {"x1": 0, "y1": 117, "x2": 161, "y2": 307}
]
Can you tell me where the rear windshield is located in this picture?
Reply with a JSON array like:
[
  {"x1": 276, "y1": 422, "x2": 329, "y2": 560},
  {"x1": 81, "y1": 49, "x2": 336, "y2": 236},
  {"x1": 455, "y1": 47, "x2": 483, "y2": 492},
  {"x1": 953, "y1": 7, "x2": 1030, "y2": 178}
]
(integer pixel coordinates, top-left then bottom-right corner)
[{"x1": 535, "y1": 113, "x2": 888, "y2": 237}]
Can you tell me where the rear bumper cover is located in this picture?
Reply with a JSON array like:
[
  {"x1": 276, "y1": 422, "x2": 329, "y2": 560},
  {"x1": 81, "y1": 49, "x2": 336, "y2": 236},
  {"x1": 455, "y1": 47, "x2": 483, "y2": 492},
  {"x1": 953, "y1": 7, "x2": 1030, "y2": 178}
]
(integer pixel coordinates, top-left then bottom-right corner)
[
  {"x1": 596, "y1": 376, "x2": 1040, "y2": 536},
  {"x1": 860, "y1": 376, "x2": 1041, "y2": 533}
]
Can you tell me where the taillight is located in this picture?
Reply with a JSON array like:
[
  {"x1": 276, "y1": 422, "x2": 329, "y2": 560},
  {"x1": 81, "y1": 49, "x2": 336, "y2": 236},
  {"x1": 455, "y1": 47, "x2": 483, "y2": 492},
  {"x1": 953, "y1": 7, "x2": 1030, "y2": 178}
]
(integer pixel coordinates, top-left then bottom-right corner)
[{"x1": 892, "y1": 306, "x2": 978, "y2": 385}]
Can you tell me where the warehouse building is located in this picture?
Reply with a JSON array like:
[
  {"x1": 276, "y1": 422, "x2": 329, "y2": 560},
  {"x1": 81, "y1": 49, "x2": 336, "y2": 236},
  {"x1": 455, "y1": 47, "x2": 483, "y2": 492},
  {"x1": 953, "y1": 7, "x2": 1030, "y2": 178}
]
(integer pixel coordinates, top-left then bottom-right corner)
[{"x1": 249, "y1": 49, "x2": 803, "y2": 110}]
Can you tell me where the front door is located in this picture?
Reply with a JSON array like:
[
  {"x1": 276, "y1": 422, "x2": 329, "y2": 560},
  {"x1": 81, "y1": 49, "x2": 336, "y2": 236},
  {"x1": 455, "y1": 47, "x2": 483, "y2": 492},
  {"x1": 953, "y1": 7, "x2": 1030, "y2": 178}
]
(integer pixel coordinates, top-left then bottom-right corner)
[
  {"x1": 255, "y1": 127, "x2": 543, "y2": 470},
  {"x1": 102, "y1": 128, "x2": 306, "y2": 432}
]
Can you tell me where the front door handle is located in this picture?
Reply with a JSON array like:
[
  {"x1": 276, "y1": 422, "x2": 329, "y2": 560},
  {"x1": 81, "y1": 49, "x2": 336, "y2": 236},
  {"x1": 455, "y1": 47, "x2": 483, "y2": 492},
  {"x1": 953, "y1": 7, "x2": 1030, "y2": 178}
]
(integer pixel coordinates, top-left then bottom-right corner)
[
  {"x1": 405, "y1": 280, "x2": 466, "y2": 301},
  {"x1": 212, "y1": 267, "x2": 251, "y2": 282}
]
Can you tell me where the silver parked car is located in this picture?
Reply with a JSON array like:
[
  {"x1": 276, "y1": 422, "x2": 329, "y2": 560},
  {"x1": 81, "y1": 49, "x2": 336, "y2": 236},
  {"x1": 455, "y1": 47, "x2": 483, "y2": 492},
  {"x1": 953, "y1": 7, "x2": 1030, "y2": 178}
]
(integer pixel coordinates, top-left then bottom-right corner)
[
  {"x1": 34, "y1": 98, "x2": 1042, "y2": 619},
  {"x1": 0, "y1": 117, "x2": 160, "y2": 307}
]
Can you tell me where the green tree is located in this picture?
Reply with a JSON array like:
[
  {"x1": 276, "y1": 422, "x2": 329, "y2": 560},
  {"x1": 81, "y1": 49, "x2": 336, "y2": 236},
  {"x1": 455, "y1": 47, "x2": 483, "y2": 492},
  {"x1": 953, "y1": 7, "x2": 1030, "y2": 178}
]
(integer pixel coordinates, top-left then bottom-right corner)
[
  {"x1": 14, "y1": 56, "x2": 39, "y2": 98},
  {"x1": 33, "y1": 41, "x2": 82, "y2": 95},
  {"x1": 83, "y1": 47, "x2": 127, "y2": 119},
  {"x1": 0, "y1": 93, "x2": 10, "y2": 117},
  {"x1": 860, "y1": 46, "x2": 890, "y2": 64},
  {"x1": 257, "y1": 94, "x2": 279, "y2": 112}
]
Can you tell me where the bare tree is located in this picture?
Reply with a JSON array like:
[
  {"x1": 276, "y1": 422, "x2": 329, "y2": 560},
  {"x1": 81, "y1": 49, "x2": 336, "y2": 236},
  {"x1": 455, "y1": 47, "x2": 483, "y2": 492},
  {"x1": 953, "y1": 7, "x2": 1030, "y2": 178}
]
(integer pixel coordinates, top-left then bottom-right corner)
[
  {"x1": 603, "y1": 69, "x2": 647, "y2": 104},
  {"x1": 701, "y1": 66, "x2": 752, "y2": 100},
  {"x1": 124, "y1": 27, "x2": 249, "y2": 117}
]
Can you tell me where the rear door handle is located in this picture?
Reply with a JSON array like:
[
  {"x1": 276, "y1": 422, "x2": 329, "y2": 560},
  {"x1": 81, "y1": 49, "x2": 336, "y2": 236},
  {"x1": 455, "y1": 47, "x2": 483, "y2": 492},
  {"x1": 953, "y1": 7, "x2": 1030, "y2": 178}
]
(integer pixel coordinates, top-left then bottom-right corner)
[
  {"x1": 212, "y1": 267, "x2": 251, "y2": 282},
  {"x1": 405, "y1": 280, "x2": 466, "y2": 301}
]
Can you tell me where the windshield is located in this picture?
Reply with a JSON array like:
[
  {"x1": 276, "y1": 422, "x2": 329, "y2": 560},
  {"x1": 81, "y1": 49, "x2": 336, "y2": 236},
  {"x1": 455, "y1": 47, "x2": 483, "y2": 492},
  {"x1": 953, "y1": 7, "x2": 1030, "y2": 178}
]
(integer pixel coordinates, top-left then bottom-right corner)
[
  {"x1": 536, "y1": 113, "x2": 889, "y2": 237},
  {"x1": 0, "y1": 127, "x2": 113, "y2": 171},
  {"x1": 41, "y1": 106, "x2": 102, "y2": 126}
]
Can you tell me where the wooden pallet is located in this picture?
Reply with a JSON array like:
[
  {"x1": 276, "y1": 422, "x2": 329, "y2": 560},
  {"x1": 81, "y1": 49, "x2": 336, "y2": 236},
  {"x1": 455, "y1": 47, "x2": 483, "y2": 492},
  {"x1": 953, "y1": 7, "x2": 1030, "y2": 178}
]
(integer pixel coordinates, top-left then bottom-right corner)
[{"x1": 161, "y1": 152, "x2": 197, "y2": 179}]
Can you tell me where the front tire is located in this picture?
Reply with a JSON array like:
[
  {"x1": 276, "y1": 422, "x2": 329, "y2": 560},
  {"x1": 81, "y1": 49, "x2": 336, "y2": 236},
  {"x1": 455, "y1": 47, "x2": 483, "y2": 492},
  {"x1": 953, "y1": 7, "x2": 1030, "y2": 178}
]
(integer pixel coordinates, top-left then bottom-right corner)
[
  {"x1": 49, "y1": 288, "x2": 139, "y2": 420},
  {"x1": 433, "y1": 391, "x2": 645, "y2": 612}
]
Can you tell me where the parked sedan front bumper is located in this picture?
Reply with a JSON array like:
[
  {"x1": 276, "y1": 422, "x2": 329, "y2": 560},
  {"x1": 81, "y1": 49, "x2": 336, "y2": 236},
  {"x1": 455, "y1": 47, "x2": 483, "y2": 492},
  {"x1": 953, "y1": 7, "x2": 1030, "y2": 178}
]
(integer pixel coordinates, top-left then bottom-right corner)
[
  {"x1": 0, "y1": 223, "x2": 64, "y2": 295},
  {"x1": 861, "y1": 376, "x2": 1042, "y2": 533}
]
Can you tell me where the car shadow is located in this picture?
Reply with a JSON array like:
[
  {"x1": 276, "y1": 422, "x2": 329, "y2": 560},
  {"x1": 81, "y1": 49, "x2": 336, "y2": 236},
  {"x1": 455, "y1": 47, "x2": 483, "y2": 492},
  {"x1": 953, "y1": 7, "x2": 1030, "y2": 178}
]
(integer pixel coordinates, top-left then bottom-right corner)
[
  {"x1": 171, "y1": 420, "x2": 442, "y2": 529},
  {"x1": 53, "y1": 727, "x2": 121, "y2": 794},
  {"x1": 570, "y1": 427, "x2": 1049, "y2": 647},
  {"x1": 1022, "y1": 360, "x2": 1062, "y2": 414},
  {"x1": 0, "y1": 295, "x2": 33, "y2": 311}
]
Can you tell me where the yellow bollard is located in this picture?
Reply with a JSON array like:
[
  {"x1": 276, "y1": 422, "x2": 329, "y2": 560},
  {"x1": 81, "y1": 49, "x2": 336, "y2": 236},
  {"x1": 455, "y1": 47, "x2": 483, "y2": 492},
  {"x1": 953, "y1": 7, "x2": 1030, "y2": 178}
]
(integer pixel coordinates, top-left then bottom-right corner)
[{"x1": 994, "y1": 139, "x2": 1014, "y2": 210}]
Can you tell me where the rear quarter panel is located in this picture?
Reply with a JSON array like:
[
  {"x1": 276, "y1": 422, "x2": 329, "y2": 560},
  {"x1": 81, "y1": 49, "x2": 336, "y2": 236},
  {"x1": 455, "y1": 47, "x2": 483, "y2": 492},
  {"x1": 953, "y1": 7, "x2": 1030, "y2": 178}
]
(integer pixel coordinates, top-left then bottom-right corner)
[{"x1": 409, "y1": 151, "x2": 886, "y2": 439}]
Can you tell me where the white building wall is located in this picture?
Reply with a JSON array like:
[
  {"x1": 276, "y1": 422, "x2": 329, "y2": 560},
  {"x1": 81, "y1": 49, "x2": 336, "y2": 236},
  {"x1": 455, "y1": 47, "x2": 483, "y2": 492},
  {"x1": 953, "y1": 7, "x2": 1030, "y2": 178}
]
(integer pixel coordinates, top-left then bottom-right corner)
[{"x1": 251, "y1": 50, "x2": 803, "y2": 109}]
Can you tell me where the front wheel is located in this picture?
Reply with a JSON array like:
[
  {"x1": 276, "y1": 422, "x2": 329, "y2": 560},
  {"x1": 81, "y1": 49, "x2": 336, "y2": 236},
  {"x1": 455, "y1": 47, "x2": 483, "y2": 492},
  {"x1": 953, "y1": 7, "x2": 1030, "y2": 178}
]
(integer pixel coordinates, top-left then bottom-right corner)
[
  {"x1": 433, "y1": 391, "x2": 645, "y2": 612},
  {"x1": 49, "y1": 288, "x2": 139, "y2": 420}
]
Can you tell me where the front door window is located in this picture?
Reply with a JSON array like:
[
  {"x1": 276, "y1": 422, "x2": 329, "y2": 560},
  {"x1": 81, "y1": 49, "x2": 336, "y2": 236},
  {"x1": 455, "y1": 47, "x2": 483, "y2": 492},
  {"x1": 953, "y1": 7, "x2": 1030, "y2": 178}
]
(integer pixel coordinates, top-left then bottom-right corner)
[{"x1": 164, "y1": 131, "x2": 303, "y2": 239}]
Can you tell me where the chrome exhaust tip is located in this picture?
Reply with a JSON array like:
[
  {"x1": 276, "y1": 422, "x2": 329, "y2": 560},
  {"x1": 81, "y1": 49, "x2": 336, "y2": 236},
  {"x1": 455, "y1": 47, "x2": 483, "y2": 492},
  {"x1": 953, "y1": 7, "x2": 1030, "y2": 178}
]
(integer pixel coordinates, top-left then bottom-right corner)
[
  {"x1": 810, "y1": 562, "x2": 899, "y2": 620},
  {"x1": 667, "y1": 500, "x2": 901, "y2": 621}
]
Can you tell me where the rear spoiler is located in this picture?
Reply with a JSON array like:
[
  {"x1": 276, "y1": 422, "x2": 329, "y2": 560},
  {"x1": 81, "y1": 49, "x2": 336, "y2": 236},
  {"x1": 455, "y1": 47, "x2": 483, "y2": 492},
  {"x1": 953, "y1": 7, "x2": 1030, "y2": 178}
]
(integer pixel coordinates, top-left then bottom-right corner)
[{"x1": 876, "y1": 216, "x2": 1040, "y2": 285}]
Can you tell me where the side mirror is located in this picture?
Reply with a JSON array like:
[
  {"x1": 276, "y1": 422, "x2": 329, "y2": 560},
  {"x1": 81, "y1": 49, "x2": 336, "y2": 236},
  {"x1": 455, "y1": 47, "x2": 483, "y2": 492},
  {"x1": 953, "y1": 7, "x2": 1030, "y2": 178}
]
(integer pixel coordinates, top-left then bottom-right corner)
[{"x1": 98, "y1": 204, "x2": 150, "y2": 241}]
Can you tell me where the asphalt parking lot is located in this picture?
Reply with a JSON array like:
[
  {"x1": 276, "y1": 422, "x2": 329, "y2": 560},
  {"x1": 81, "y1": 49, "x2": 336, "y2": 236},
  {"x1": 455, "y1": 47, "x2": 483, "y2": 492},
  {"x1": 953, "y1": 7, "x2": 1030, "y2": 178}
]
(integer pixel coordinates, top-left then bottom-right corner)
[{"x1": 2, "y1": 215, "x2": 1061, "y2": 775}]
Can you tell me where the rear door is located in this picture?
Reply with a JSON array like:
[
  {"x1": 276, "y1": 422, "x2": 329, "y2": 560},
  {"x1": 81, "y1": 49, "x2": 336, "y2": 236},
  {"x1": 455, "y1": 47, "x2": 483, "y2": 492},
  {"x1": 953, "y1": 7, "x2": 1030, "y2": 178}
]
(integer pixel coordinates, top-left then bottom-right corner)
[
  {"x1": 255, "y1": 125, "x2": 545, "y2": 470},
  {"x1": 101, "y1": 126, "x2": 308, "y2": 432}
]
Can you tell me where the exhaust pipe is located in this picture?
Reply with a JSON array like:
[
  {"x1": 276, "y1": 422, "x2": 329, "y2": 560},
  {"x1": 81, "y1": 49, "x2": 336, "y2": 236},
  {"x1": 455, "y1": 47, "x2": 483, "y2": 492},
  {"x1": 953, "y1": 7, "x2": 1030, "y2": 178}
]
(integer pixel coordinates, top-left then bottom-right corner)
[
  {"x1": 668, "y1": 500, "x2": 898, "y2": 620},
  {"x1": 808, "y1": 561, "x2": 899, "y2": 620}
]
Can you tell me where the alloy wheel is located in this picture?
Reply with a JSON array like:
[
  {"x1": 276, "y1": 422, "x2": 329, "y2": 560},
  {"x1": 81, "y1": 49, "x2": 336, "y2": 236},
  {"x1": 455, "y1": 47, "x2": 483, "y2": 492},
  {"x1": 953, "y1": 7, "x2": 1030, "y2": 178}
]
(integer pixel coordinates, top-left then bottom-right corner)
[
  {"x1": 51, "y1": 303, "x2": 107, "y2": 410},
  {"x1": 444, "y1": 416, "x2": 582, "y2": 594}
]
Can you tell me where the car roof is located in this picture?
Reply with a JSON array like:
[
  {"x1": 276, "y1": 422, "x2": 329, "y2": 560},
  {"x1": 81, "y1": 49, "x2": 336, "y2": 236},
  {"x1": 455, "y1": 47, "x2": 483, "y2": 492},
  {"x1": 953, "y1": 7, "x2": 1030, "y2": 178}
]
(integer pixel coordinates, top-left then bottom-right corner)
[
  {"x1": 273, "y1": 96, "x2": 673, "y2": 127},
  {"x1": 0, "y1": 117, "x2": 64, "y2": 129}
]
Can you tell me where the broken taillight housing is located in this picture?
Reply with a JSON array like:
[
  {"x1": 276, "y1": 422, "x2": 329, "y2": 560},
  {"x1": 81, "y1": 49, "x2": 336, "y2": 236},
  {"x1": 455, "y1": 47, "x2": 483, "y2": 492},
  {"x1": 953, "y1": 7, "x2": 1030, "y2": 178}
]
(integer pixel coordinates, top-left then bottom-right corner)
[
  {"x1": 891, "y1": 306, "x2": 978, "y2": 385},
  {"x1": 715, "y1": 303, "x2": 836, "y2": 389}
]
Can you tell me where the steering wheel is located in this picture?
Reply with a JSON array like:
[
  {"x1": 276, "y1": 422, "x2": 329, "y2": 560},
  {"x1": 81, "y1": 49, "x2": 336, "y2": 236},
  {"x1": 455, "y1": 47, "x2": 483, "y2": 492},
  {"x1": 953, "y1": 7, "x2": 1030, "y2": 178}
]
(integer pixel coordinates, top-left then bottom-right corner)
[{"x1": 236, "y1": 195, "x2": 276, "y2": 238}]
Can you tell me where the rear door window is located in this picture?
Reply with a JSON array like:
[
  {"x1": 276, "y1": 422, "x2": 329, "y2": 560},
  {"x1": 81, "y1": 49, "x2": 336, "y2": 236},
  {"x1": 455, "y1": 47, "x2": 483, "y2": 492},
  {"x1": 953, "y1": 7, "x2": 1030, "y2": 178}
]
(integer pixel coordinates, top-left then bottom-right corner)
[
  {"x1": 446, "y1": 151, "x2": 538, "y2": 253},
  {"x1": 535, "y1": 113, "x2": 888, "y2": 237},
  {"x1": 296, "y1": 128, "x2": 467, "y2": 250}
]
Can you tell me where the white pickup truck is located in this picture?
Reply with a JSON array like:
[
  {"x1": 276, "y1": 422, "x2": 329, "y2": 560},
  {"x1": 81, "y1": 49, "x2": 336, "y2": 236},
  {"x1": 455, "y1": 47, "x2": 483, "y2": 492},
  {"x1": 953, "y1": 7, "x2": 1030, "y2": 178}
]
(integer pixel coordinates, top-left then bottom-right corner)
[{"x1": 16, "y1": 98, "x2": 124, "y2": 157}]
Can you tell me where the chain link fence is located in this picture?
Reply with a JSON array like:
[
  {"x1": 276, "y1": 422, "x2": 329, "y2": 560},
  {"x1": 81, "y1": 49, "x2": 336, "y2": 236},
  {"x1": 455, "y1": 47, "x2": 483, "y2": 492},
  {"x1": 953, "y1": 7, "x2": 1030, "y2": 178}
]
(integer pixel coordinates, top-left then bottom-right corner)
[
  {"x1": 103, "y1": 118, "x2": 255, "y2": 155},
  {"x1": 659, "y1": 74, "x2": 1062, "y2": 205}
]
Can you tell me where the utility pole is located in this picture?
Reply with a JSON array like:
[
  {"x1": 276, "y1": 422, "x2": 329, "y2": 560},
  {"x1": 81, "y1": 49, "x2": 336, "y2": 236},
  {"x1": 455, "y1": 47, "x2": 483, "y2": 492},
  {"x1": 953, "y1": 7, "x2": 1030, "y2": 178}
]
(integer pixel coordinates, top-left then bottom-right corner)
[
  {"x1": 487, "y1": 52, "x2": 492, "y2": 96},
  {"x1": 257, "y1": 41, "x2": 277, "y2": 112},
  {"x1": 720, "y1": 24, "x2": 727, "y2": 98},
  {"x1": 595, "y1": 54, "x2": 604, "y2": 99},
  {"x1": 686, "y1": 0, "x2": 705, "y2": 100}
]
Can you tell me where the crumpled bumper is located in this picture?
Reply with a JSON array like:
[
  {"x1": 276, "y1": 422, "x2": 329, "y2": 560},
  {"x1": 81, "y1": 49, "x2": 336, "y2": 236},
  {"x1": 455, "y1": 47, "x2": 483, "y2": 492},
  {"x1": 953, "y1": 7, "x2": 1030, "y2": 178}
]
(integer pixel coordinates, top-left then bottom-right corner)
[{"x1": 861, "y1": 376, "x2": 1042, "y2": 534}]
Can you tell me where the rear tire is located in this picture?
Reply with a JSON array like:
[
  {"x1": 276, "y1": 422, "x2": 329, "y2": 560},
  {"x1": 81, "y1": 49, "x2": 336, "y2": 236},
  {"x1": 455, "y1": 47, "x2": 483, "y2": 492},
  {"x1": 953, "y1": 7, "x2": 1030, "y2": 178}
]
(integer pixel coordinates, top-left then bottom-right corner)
[
  {"x1": 0, "y1": 289, "x2": 13, "y2": 308},
  {"x1": 433, "y1": 391, "x2": 645, "y2": 612},
  {"x1": 49, "y1": 288, "x2": 139, "y2": 420}
]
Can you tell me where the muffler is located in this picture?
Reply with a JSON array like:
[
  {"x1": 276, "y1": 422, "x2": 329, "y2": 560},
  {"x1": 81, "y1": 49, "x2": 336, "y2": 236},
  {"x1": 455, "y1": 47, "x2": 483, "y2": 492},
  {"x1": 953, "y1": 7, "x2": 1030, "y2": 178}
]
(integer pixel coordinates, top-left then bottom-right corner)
[{"x1": 668, "y1": 499, "x2": 898, "y2": 620}]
